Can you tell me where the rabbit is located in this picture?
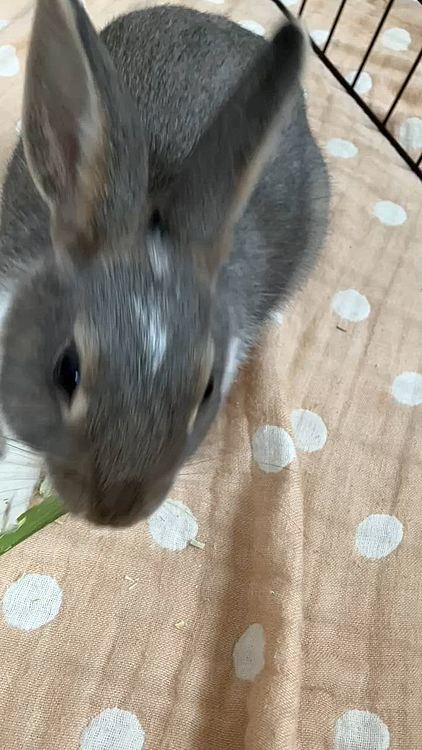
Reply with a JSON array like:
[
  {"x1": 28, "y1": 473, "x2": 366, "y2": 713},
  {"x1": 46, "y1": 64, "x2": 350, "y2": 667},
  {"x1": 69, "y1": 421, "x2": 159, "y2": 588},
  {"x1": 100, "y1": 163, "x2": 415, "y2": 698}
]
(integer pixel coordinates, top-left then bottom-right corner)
[{"x1": 0, "y1": 0, "x2": 329, "y2": 527}]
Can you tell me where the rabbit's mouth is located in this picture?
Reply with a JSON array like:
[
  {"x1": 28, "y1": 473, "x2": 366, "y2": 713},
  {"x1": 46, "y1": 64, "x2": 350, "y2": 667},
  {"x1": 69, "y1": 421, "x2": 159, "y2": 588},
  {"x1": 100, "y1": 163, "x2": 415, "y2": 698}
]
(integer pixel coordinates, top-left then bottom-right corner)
[
  {"x1": 86, "y1": 485, "x2": 169, "y2": 529},
  {"x1": 48, "y1": 460, "x2": 173, "y2": 528}
]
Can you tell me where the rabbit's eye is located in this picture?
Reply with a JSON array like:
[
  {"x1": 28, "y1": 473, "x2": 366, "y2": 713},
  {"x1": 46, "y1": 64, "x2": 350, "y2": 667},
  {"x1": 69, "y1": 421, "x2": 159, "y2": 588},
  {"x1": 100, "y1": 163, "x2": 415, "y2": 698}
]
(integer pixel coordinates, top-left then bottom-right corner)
[
  {"x1": 202, "y1": 375, "x2": 214, "y2": 404},
  {"x1": 54, "y1": 344, "x2": 80, "y2": 402}
]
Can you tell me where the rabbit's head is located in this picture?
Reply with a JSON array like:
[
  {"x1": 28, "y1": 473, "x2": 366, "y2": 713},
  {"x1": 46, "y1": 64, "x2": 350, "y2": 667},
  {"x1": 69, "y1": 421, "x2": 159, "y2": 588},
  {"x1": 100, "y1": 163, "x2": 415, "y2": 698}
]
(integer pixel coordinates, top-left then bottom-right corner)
[{"x1": 0, "y1": 0, "x2": 306, "y2": 526}]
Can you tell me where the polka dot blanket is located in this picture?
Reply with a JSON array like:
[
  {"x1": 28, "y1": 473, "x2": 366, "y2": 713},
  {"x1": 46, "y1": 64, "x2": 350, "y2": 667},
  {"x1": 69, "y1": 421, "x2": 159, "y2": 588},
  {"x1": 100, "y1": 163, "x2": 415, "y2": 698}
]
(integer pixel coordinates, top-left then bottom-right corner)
[{"x1": 0, "y1": 1, "x2": 421, "y2": 748}]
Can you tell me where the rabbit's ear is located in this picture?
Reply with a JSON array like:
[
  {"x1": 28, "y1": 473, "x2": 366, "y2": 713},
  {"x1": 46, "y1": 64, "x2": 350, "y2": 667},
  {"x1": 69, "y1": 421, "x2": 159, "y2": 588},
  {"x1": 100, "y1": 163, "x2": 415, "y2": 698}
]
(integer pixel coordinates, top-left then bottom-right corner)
[
  {"x1": 23, "y1": 0, "x2": 145, "y2": 263},
  {"x1": 165, "y1": 20, "x2": 308, "y2": 278}
]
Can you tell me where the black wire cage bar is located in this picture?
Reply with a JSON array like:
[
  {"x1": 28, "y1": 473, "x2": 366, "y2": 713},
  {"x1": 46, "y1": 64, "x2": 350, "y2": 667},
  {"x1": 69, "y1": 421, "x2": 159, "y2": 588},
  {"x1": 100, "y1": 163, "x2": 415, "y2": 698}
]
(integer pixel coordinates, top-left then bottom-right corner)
[{"x1": 271, "y1": 0, "x2": 422, "y2": 180}]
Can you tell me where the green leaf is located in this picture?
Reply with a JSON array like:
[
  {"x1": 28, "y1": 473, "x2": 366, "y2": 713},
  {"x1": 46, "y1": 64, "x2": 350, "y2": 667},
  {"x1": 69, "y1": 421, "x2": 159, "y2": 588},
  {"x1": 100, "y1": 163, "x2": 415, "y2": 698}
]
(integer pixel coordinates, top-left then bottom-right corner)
[{"x1": 0, "y1": 496, "x2": 65, "y2": 557}]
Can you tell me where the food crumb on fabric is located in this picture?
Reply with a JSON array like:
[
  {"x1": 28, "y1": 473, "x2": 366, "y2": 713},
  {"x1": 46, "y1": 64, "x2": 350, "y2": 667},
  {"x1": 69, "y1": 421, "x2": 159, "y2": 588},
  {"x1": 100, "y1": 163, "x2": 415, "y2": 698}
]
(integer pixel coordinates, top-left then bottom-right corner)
[
  {"x1": 124, "y1": 575, "x2": 139, "y2": 590},
  {"x1": 189, "y1": 539, "x2": 206, "y2": 550}
]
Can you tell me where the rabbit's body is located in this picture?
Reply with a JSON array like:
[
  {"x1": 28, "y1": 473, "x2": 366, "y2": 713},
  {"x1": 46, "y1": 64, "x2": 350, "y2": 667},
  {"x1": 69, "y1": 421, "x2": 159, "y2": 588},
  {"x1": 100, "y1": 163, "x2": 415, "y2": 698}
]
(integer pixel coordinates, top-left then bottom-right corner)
[
  {"x1": 0, "y1": 3, "x2": 329, "y2": 526},
  {"x1": 1, "y1": 8, "x2": 327, "y2": 363}
]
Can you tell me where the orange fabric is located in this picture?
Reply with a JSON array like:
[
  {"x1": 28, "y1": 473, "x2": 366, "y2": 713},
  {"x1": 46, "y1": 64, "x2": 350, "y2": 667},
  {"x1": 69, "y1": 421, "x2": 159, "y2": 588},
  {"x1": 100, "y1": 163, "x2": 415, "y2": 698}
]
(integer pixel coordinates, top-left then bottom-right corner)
[{"x1": 0, "y1": 1, "x2": 421, "y2": 748}]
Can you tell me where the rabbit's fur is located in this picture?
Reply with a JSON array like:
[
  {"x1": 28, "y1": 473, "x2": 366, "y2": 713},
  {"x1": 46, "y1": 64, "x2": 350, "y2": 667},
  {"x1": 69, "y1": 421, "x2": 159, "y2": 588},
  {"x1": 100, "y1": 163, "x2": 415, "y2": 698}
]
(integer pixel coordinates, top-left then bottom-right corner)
[{"x1": 0, "y1": 1, "x2": 329, "y2": 526}]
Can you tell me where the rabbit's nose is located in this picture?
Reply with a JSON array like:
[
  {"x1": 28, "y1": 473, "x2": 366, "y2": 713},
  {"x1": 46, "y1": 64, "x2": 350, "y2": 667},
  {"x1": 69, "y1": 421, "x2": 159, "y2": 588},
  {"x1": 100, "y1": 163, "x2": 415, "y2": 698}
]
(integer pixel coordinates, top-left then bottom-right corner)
[
  {"x1": 88, "y1": 481, "x2": 161, "y2": 528},
  {"x1": 88, "y1": 483, "x2": 140, "y2": 527},
  {"x1": 87, "y1": 504, "x2": 130, "y2": 528}
]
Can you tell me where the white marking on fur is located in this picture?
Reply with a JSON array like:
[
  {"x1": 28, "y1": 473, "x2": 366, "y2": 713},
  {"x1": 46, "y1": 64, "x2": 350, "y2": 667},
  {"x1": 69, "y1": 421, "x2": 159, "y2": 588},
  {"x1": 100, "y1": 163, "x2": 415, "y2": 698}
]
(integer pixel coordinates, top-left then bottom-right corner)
[
  {"x1": 187, "y1": 404, "x2": 199, "y2": 434},
  {"x1": 148, "y1": 306, "x2": 167, "y2": 373},
  {"x1": 0, "y1": 288, "x2": 12, "y2": 329},
  {"x1": 221, "y1": 337, "x2": 242, "y2": 397},
  {"x1": 0, "y1": 287, "x2": 13, "y2": 374},
  {"x1": 132, "y1": 295, "x2": 167, "y2": 374},
  {"x1": 149, "y1": 231, "x2": 169, "y2": 280}
]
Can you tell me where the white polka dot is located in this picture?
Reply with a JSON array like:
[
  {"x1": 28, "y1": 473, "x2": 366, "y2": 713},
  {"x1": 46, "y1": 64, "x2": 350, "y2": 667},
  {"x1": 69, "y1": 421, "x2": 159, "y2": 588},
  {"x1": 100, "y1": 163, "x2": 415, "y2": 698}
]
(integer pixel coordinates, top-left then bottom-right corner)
[
  {"x1": 239, "y1": 20, "x2": 265, "y2": 36},
  {"x1": 0, "y1": 45, "x2": 19, "y2": 77},
  {"x1": 15, "y1": 118, "x2": 22, "y2": 135},
  {"x1": 283, "y1": 0, "x2": 298, "y2": 5},
  {"x1": 291, "y1": 409, "x2": 327, "y2": 452},
  {"x1": 392, "y1": 371, "x2": 422, "y2": 406},
  {"x1": 382, "y1": 27, "x2": 411, "y2": 51},
  {"x1": 373, "y1": 200, "x2": 407, "y2": 226},
  {"x1": 355, "y1": 514, "x2": 403, "y2": 559},
  {"x1": 81, "y1": 709, "x2": 145, "y2": 750},
  {"x1": 335, "y1": 710, "x2": 390, "y2": 750},
  {"x1": 0, "y1": 20, "x2": 10, "y2": 31},
  {"x1": 346, "y1": 70, "x2": 373, "y2": 95},
  {"x1": 332, "y1": 289, "x2": 370, "y2": 322},
  {"x1": 2, "y1": 574, "x2": 63, "y2": 631},
  {"x1": 399, "y1": 117, "x2": 422, "y2": 151},
  {"x1": 233, "y1": 624, "x2": 265, "y2": 681},
  {"x1": 310, "y1": 29, "x2": 329, "y2": 47},
  {"x1": 326, "y1": 138, "x2": 358, "y2": 159},
  {"x1": 252, "y1": 425, "x2": 296, "y2": 473},
  {"x1": 148, "y1": 499, "x2": 198, "y2": 550}
]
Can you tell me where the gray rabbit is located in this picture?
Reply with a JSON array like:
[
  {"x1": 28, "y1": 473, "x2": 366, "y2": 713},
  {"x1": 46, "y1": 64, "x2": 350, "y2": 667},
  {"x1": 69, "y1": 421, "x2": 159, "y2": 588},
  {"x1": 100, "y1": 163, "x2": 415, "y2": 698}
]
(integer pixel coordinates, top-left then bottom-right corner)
[{"x1": 0, "y1": 0, "x2": 329, "y2": 526}]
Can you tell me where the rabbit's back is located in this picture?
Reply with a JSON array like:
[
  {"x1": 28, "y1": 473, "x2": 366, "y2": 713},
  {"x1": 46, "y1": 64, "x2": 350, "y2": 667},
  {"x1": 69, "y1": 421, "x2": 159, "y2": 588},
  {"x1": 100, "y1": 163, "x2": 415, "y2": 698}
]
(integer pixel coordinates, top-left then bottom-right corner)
[
  {"x1": 1, "y1": 5, "x2": 329, "y2": 328},
  {"x1": 105, "y1": 7, "x2": 328, "y2": 335},
  {"x1": 101, "y1": 7, "x2": 266, "y2": 190}
]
